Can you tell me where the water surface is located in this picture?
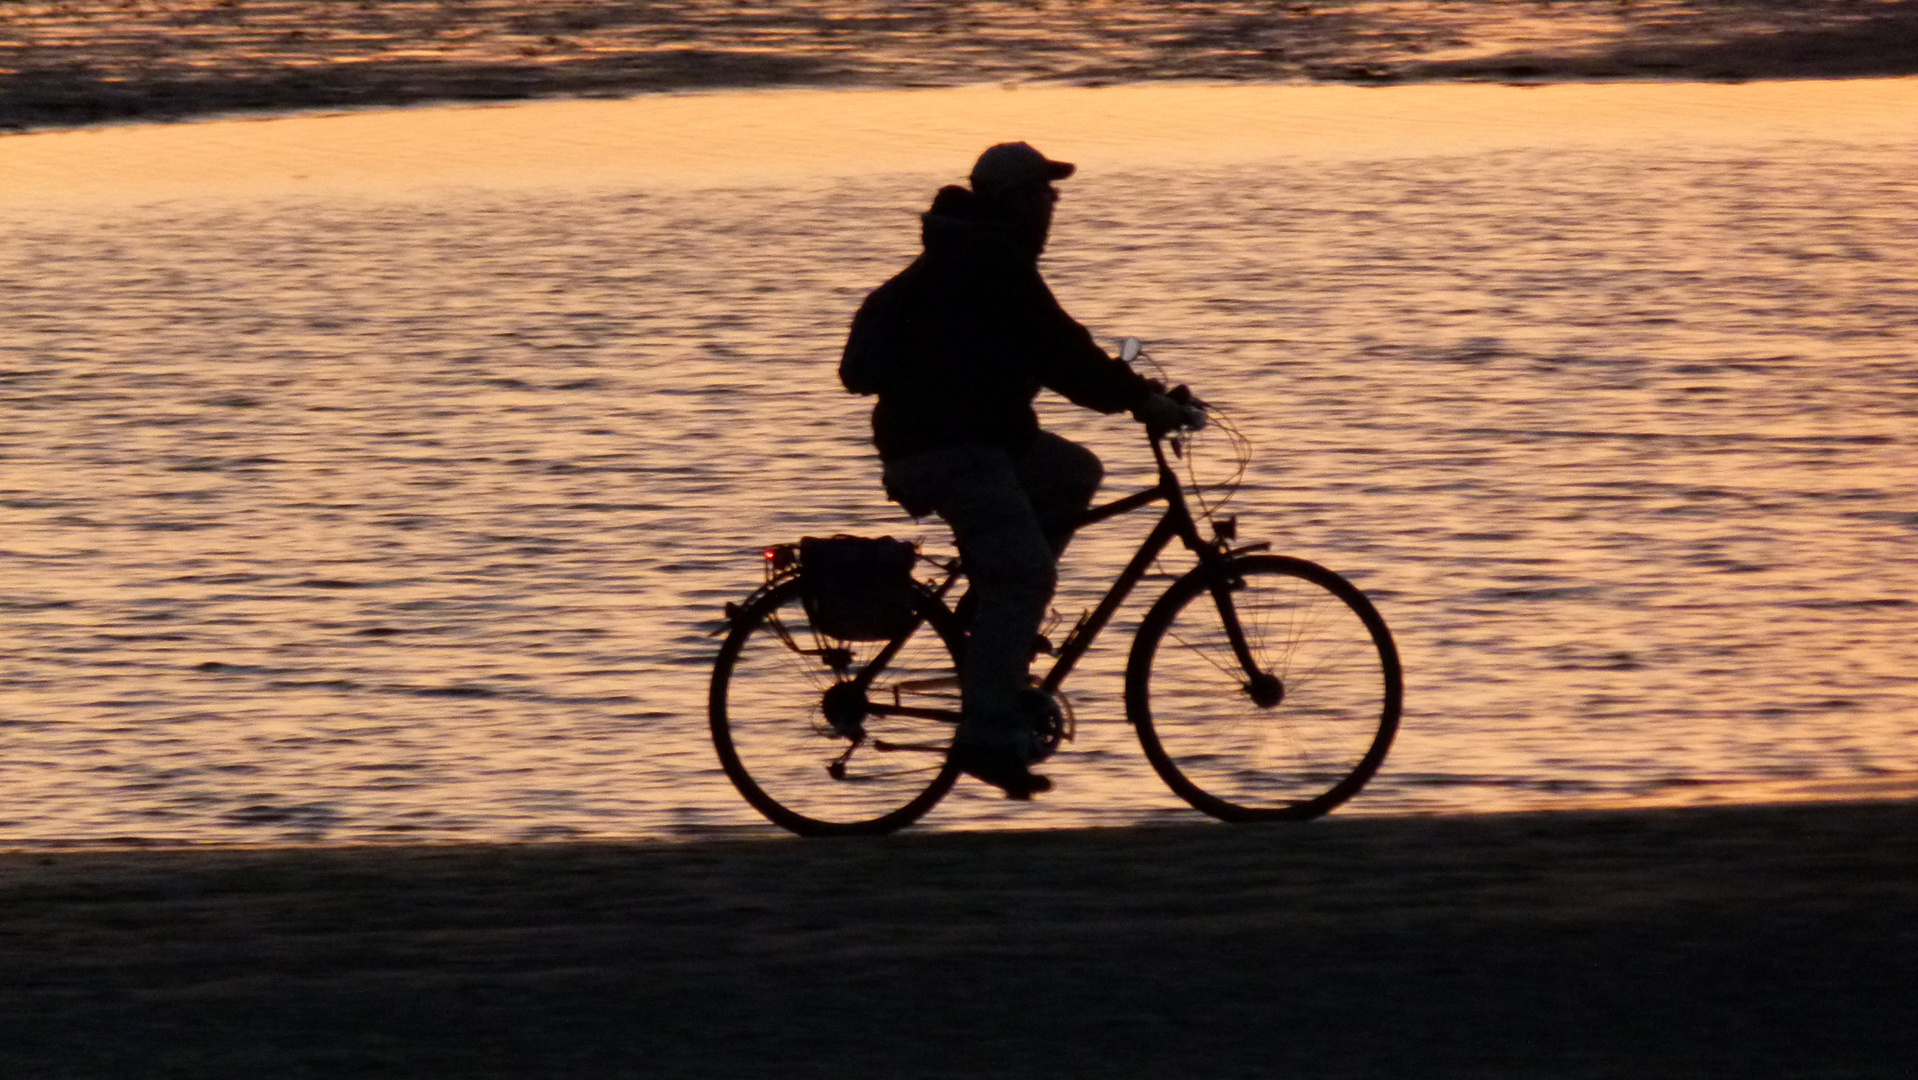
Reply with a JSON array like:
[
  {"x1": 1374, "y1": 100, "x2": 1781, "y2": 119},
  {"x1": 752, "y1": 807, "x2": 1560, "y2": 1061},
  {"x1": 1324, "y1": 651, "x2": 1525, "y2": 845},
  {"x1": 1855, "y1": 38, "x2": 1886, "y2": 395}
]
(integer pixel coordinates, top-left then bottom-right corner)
[
  {"x1": 11, "y1": 0, "x2": 1913, "y2": 129},
  {"x1": 2, "y1": 80, "x2": 1915, "y2": 843}
]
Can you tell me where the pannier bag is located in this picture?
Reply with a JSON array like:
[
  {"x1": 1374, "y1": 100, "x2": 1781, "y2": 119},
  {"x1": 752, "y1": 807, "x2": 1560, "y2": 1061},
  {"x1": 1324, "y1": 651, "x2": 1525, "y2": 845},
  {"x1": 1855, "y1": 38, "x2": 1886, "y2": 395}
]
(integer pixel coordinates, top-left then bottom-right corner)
[{"x1": 798, "y1": 535, "x2": 921, "y2": 641}]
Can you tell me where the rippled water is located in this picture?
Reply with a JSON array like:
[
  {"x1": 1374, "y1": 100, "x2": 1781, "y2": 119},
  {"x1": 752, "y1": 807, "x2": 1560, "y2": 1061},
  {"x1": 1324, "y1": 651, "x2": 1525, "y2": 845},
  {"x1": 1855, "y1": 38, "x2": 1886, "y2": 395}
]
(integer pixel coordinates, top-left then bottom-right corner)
[
  {"x1": 7, "y1": 0, "x2": 1885, "y2": 130},
  {"x1": 2, "y1": 81, "x2": 1915, "y2": 844}
]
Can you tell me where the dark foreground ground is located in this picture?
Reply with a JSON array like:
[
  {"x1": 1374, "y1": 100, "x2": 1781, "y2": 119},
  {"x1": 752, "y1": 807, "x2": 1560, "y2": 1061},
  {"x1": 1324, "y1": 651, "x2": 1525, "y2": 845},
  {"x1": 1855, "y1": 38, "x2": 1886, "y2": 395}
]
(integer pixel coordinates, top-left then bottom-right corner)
[
  {"x1": 5, "y1": 0, "x2": 1918, "y2": 131},
  {"x1": 2, "y1": 799, "x2": 1914, "y2": 1078}
]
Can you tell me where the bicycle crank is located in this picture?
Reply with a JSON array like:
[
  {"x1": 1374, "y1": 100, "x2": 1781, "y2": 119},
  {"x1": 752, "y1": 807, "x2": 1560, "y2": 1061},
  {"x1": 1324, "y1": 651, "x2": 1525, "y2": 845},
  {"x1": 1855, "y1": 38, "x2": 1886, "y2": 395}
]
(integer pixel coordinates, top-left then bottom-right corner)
[{"x1": 1024, "y1": 685, "x2": 1075, "y2": 762}]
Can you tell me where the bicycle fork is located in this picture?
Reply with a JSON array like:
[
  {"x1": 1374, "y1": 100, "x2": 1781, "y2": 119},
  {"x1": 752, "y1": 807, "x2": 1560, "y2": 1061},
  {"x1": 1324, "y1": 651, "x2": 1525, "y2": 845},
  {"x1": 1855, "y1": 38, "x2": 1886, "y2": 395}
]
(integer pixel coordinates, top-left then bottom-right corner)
[{"x1": 1203, "y1": 561, "x2": 1284, "y2": 708}]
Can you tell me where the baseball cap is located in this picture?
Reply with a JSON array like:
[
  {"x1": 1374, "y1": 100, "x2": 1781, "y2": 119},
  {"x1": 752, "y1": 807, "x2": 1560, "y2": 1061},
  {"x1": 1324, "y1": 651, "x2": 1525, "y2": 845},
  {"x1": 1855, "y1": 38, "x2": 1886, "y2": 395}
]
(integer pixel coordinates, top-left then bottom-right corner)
[{"x1": 969, "y1": 142, "x2": 1076, "y2": 198}]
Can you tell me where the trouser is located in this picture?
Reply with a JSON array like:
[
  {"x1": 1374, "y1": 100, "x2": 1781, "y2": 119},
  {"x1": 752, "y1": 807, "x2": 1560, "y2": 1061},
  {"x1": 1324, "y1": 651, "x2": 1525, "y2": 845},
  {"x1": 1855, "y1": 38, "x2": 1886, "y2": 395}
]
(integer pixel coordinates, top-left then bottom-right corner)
[{"x1": 882, "y1": 433, "x2": 1104, "y2": 749}]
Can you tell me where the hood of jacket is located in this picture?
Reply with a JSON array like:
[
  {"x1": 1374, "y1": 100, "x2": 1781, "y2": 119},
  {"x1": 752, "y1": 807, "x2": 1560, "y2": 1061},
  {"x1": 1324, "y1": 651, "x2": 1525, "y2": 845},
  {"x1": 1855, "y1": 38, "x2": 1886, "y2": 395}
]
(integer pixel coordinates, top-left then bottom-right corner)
[{"x1": 919, "y1": 184, "x2": 1043, "y2": 264}]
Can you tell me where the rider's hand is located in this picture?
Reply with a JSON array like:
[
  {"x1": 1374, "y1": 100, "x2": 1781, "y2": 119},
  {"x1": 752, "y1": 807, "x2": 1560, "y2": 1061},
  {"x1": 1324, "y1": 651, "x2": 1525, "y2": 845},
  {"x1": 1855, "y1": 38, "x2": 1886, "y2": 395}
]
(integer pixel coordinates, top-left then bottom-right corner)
[{"x1": 1132, "y1": 392, "x2": 1207, "y2": 433}]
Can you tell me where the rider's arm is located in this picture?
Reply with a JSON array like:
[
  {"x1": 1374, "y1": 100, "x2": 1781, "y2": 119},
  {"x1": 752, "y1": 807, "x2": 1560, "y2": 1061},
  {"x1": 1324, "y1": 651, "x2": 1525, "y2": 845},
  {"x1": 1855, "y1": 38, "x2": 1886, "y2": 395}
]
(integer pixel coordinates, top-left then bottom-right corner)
[{"x1": 1012, "y1": 272, "x2": 1156, "y2": 415}]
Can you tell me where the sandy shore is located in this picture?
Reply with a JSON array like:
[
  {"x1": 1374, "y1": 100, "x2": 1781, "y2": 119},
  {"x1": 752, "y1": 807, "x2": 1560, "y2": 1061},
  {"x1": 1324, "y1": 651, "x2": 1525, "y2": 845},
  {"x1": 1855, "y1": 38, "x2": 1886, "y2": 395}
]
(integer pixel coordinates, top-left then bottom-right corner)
[
  {"x1": 3, "y1": 799, "x2": 1913, "y2": 1078},
  {"x1": 4, "y1": 0, "x2": 1917, "y2": 131}
]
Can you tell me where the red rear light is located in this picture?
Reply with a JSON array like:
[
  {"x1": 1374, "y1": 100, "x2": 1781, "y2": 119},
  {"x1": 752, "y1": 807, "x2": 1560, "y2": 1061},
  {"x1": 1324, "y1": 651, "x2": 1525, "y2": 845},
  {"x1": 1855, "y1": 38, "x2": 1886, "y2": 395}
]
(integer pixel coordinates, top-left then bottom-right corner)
[{"x1": 764, "y1": 545, "x2": 798, "y2": 574}]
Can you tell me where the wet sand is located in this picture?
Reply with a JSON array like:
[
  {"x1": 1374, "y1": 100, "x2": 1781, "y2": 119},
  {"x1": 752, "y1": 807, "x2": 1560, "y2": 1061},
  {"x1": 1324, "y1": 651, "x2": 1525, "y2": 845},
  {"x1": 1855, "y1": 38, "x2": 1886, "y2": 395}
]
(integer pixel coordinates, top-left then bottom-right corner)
[
  {"x1": 5, "y1": 0, "x2": 1918, "y2": 131},
  {"x1": 4, "y1": 799, "x2": 1913, "y2": 1078}
]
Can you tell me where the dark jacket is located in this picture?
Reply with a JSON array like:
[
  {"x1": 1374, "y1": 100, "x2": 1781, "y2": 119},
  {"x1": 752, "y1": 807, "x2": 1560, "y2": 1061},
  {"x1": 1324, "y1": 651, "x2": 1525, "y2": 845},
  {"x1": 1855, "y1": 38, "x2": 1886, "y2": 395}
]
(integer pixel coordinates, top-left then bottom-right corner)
[{"x1": 840, "y1": 185, "x2": 1152, "y2": 463}]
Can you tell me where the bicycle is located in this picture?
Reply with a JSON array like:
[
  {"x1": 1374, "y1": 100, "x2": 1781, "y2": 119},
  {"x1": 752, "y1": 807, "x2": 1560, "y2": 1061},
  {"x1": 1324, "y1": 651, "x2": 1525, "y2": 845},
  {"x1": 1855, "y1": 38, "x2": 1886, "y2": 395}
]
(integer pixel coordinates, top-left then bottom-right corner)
[{"x1": 708, "y1": 347, "x2": 1402, "y2": 836}]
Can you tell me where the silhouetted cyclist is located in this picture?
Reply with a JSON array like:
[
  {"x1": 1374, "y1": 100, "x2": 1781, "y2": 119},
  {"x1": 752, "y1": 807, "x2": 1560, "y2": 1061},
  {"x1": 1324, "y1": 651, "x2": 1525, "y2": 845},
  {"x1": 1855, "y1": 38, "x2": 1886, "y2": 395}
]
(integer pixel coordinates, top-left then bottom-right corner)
[{"x1": 840, "y1": 142, "x2": 1204, "y2": 798}]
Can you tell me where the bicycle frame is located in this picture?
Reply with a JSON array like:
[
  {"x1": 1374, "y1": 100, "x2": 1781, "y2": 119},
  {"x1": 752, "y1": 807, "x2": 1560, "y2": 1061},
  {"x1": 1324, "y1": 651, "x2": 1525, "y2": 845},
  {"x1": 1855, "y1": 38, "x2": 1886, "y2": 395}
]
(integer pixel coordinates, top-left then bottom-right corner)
[
  {"x1": 713, "y1": 409, "x2": 1402, "y2": 834},
  {"x1": 858, "y1": 430, "x2": 1270, "y2": 724}
]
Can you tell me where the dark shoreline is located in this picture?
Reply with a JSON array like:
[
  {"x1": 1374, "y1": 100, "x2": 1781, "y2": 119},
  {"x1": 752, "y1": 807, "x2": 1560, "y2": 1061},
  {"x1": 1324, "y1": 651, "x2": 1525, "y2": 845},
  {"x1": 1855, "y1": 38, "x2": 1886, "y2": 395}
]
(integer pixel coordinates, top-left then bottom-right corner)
[
  {"x1": 5, "y1": 0, "x2": 1917, "y2": 134},
  {"x1": 4, "y1": 798, "x2": 1913, "y2": 1077}
]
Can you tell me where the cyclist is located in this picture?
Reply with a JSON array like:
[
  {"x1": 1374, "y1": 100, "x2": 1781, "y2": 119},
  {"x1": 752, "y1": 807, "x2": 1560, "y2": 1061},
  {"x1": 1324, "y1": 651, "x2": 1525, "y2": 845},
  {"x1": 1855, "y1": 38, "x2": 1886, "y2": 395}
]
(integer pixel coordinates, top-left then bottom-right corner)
[{"x1": 839, "y1": 142, "x2": 1204, "y2": 798}]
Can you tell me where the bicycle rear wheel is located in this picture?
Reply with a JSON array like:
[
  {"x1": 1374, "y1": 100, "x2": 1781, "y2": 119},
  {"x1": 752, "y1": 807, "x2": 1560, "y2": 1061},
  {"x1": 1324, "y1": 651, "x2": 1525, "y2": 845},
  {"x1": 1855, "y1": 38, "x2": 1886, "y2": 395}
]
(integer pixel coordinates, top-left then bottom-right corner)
[
  {"x1": 710, "y1": 576, "x2": 964, "y2": 836},
  {"x1": 1126, "y1": 554, "x2": 1400, "y2": 821}
]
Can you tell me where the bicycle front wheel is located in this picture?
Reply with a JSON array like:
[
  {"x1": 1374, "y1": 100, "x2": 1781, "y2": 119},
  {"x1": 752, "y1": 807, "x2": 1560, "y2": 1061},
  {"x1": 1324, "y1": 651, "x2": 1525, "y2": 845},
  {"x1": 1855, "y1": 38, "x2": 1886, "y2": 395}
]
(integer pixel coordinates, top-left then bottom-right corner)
[
  {"x1": 1126, "y1": 554, "x2": 1401, "y2": 821},
  {"x1": 710, "y1": 577, "x2": 964, "y2": 836}
]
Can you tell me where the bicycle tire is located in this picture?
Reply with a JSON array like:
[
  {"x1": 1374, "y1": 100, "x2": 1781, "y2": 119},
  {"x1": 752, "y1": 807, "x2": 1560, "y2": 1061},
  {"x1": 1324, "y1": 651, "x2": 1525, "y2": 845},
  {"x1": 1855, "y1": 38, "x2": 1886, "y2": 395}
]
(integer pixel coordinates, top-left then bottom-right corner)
[
  {"x1": 1126, "y1": 554, "x2": 1401, "y2": 821},
  {"x1": 710, "y1": 576, "x2": 965, "y2": 836}
]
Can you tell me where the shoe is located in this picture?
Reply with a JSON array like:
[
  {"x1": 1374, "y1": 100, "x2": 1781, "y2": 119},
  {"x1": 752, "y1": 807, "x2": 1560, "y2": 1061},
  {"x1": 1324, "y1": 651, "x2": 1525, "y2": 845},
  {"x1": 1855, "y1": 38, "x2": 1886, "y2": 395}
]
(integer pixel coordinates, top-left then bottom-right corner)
[{"x1": 950, "y1": 742, "x2": 1052, "y2": 800}]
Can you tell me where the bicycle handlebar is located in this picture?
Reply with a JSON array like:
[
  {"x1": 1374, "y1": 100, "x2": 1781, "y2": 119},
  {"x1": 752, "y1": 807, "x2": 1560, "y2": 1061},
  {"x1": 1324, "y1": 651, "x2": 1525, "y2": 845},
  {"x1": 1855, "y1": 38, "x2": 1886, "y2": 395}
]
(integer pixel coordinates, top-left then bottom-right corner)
[
  {"x1": 1125, "y1": 339, "x2": 1208, "y2": 430},
  {"x1": 1166, "y1": 383, "x2": 1210, "y2": 412},
  {"x1": 1137, "y1": 384, "x2": 1209, "y2": 439}
]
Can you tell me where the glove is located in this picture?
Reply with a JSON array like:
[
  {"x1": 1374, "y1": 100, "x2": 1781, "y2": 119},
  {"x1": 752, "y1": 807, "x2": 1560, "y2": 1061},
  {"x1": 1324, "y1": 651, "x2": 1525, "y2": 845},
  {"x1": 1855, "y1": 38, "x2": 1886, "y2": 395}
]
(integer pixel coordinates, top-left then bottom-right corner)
[{"x1": 1132, "y1": 391, "x2": 1207, "y2": 432}]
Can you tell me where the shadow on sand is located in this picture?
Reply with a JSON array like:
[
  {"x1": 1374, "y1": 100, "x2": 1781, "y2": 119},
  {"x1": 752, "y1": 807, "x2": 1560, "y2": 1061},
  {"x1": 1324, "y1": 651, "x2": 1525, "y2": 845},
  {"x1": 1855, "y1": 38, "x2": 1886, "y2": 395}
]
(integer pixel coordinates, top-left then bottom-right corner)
[{"x1": 3, "y1": 799, "x2": 1913, "y2": 1077}]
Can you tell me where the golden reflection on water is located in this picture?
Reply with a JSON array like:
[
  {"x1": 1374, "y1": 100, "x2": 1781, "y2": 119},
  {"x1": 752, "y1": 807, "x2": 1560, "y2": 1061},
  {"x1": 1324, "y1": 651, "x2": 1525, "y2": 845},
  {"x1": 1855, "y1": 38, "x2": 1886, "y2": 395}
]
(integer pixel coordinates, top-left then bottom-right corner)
[
  {"x1": 5, "y1": 78, "x2": 1917, "y2": 202},
  {"x1": 2, "y1": 80, "x2": 1916, "y2": 843}
]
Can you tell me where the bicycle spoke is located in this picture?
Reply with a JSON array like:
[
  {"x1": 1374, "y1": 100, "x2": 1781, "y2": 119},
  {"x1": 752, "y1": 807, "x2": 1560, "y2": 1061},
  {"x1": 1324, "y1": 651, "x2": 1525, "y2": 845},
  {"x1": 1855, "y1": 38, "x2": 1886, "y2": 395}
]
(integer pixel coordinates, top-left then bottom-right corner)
[
  {"x1": 1128, "y1": 555, "x2": 1399, "y2": 822},
  {"x1": 712, "y1": 579, "x2": 962, "y2": 835},
  {"x1": 1165, "y1": 623, "x2": 1245, "y2": 682}
]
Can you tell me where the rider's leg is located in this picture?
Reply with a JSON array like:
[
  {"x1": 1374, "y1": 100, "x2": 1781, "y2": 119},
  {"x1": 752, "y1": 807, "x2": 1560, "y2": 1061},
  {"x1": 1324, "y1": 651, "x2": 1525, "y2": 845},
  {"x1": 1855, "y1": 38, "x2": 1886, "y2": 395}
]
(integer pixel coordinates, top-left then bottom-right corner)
[
  {"x1": 883, "y1": 444, "x2": 1055, "y2": 758},
  {"x1": 1014, "y1": 431, "x2": 1104, "y2": 556}
]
